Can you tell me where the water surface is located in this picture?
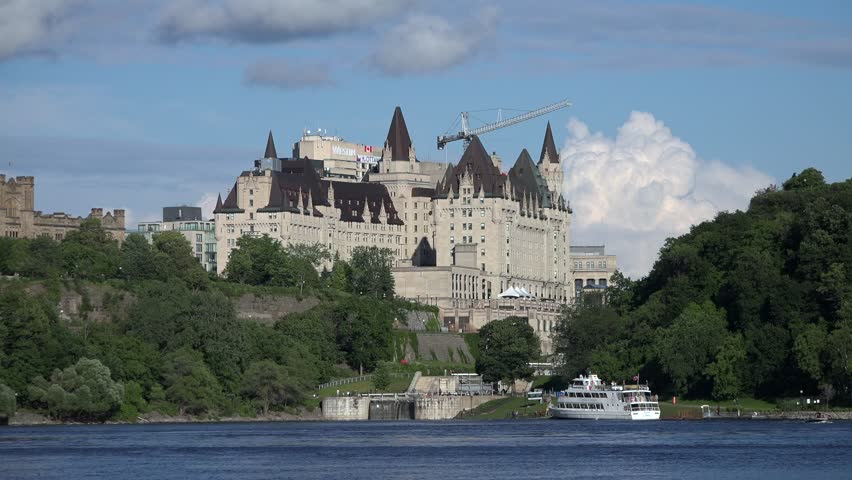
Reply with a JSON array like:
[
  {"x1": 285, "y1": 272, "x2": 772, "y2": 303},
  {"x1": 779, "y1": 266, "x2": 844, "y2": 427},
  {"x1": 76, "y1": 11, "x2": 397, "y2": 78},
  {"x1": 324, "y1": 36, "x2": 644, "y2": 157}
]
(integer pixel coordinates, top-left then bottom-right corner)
[{"x1": 2, "y1": 420, "x2": 850, "y2": 479}]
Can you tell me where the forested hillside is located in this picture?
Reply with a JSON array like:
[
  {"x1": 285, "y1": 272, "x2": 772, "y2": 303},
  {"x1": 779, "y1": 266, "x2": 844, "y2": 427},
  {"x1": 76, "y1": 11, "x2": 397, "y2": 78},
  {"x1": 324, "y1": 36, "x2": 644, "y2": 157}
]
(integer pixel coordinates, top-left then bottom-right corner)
[
  {"x1": 555, "y1": 168, "x2": 852, "y2": 402},
  {"x1": 0, "y1": 224, "x2": 415, "y2": 421}
]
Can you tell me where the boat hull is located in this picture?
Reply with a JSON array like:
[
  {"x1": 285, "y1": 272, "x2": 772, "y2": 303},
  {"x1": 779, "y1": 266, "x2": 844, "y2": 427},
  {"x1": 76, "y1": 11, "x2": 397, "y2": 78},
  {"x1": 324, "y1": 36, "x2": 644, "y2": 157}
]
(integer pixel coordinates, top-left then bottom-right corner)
[{"x1": 549, "y1": 407, "x2": 660, "y2": 421}]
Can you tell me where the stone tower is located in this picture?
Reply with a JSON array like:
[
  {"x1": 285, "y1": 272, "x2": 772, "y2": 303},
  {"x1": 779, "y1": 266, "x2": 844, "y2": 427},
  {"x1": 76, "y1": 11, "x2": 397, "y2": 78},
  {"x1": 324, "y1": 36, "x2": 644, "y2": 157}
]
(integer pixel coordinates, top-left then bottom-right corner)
[{"x1": 537, "y1": 122, "x2": 563, "y2": 204}]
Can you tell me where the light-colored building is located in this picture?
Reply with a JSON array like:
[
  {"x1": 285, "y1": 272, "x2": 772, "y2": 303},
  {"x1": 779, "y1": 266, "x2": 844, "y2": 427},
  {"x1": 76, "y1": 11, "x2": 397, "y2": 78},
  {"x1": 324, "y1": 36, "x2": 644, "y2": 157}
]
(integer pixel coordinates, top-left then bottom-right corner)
[
  {"x1": 137, "y1": 207, "x2": 217, "y2": 273},
  {"x1": 570, "y1": 245, "x2": 617, "y2": 298},
  {"x1": 212, "y1": 108, "x2": 576, "y2": 354},
  {"x1": 0, "y1": 174, "x2": 125, "y2": 242},
  {"x1": 293, "y1": 129, "x2": 382, "y2": 182}
]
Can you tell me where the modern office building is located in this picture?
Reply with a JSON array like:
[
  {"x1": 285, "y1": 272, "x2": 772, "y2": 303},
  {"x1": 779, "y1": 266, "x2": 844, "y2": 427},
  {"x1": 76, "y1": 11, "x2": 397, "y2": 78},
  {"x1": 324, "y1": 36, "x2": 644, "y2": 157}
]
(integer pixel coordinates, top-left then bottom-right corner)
[{"x1": 137, "y1": 207, "x2": 217, "y2": 273}]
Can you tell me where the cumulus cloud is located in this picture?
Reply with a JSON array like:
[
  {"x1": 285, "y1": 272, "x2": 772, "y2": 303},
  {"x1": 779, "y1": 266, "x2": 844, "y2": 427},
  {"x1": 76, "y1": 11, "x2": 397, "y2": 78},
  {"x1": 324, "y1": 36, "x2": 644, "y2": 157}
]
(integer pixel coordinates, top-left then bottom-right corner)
[
  {"x1": 561, "y1": 112, "x2": 774, "y2": 278},
  {"x1": 157, "y1": 0, "x2": 410, "y2": 44},
  {"x1": 196, "y1": 192, "x2": 219, "y2": 220},
  {"x1": 368, "y1": 7, "x2": 499, "y2": 75},
  {"x1": 243, "y1": 58, "x2": 334, "y2": 89},
  {"x1": 0, "y1": 0, "x2": 85, "y2": 60}
]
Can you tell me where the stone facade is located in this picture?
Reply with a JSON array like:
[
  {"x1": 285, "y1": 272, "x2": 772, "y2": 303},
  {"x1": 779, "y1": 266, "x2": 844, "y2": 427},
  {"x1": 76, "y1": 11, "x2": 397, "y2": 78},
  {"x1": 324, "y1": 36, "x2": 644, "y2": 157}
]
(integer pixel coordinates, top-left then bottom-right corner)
[
  {"x1": 214, "y1": 107, "x2": 574, "y2": 304},
  {"x1": 570, "y1": 245, "x2": 617, "y2": 299},
  {"x1": 0, "y1": 174, "x2": 125, "y2": 241}
]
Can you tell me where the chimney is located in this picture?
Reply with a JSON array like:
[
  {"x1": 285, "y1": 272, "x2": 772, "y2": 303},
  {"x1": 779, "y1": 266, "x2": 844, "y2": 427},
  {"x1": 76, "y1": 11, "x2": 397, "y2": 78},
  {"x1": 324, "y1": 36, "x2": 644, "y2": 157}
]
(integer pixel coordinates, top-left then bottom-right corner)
[{"x1": 90, "y1": 208, "x2": 103, "y2": 218}]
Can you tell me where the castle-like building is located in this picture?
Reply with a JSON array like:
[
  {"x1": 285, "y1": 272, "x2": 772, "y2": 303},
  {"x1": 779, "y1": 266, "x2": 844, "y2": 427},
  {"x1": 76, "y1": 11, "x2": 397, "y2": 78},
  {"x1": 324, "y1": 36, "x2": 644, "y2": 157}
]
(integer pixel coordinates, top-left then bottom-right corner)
[
  {"x1": 214, "y1": 107, "x2": 573, "y2": 310},
  {"x1": 0, "y1": 174, "x2": 125, "y2": 241}
]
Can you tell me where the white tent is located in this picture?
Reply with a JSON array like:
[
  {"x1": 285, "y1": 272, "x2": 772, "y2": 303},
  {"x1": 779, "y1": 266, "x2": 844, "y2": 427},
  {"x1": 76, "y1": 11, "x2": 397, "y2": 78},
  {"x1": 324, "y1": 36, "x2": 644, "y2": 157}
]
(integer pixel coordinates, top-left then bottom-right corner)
[
  {"x1": 518, "y1": 287, "x2": 534, "y2": 298},
  {"x1": 497, "y1": 287, "x2": 523, "y2": 298},
  {"x1": 497, "y1": 286, "x2": 535, "y2": 299}
]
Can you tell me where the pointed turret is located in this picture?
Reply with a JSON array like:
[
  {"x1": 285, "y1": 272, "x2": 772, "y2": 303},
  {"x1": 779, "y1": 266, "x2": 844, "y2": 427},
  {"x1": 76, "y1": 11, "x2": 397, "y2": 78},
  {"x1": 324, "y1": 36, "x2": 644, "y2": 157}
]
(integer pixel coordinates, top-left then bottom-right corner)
[
  {"x1": 214, "y1": 193, "x2": 223, "y2": 213},
  {"x1": 385, "y1": 106, "x2": 413, "y2": 161},
  {"x1": 264, "y1": 130, "x2": 278, "y2": 159},
  {"x1": 539, "y1": 121, "x2": 559, "y2": 164}
]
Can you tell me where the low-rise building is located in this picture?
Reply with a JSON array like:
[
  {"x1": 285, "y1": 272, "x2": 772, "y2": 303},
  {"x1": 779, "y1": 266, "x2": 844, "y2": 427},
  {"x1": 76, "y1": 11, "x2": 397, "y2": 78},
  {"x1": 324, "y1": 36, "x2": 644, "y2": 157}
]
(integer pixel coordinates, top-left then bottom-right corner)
[
  {"x1": 0, "y1": 174, "x2": 125, "y2": 241},
  {"x1": 570, "y1": 245, "x2": 617, "y2": 299}
]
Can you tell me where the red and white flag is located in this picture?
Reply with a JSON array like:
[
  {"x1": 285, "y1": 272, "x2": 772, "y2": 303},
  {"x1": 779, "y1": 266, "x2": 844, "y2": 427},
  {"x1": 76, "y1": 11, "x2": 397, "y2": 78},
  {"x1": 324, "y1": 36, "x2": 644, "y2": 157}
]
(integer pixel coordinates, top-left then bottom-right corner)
[{"x1": 364, "y1": 145, "x2": 373, "y2": 153}]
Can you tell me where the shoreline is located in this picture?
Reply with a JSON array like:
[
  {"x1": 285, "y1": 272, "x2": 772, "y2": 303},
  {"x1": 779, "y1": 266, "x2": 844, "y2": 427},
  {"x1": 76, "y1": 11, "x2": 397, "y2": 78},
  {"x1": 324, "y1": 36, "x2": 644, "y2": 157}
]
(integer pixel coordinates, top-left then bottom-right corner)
[{"x1": 7, "y1": 409, "x2": 852, "y2": 426}]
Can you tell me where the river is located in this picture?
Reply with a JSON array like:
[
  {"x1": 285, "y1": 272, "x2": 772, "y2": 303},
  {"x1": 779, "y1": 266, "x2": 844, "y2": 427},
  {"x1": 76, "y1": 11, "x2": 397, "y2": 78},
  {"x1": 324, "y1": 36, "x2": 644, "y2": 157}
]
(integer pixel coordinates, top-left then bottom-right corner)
[{"x1": 2, "y1": 419, "x2": 850, "y2": 479}]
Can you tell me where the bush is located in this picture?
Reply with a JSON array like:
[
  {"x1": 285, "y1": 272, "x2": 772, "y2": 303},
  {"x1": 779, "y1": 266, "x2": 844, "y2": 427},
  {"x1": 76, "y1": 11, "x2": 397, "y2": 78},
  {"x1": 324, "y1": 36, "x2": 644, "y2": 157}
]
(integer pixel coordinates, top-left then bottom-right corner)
[{"x1": 28, "y1": 358, "x2": 124, "y2": 421}]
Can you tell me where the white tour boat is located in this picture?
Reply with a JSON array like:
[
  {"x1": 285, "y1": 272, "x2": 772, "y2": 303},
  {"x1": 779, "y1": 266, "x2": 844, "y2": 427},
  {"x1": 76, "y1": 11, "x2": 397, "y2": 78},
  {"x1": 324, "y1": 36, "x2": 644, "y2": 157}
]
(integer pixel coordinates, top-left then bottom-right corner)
[{"x1": 549, "y1": 373, "x2": 660, "y2": 420}]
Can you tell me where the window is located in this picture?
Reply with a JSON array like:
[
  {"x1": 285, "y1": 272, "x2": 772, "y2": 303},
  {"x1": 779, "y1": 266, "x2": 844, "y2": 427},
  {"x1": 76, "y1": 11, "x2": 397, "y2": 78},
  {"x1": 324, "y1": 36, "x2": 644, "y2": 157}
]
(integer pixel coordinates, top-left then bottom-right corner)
[
  {"x1": 450, "y1": 223, "x2": 455, "y2": 231},
  {"x1": 480, "y1": 209, "x2": 485, "y2": 217},
  {"x1": 480, "y1": 236, "x2": 485, "y2": 243},
  {"x1": 249, "y1": 212, "x2": 254, "y2": 220},
  {"x1": 249, "y1": 189, "x2": 253, "y2": 195},
  {"x1": 480, "y1": 249, "x2": 485, "y2": 257},
  {"x1": 196, "y1": 234, "x2": 202, "y2": 242},
  {"x1": 249, "y1": 199, "x2": 254, "y2": 207},
  {"x1": 480, "y1": 223, "x2": 485, "y2": 230},
  {"x1": 450, "y1": 236, "x2": 455, "y2": 244}
]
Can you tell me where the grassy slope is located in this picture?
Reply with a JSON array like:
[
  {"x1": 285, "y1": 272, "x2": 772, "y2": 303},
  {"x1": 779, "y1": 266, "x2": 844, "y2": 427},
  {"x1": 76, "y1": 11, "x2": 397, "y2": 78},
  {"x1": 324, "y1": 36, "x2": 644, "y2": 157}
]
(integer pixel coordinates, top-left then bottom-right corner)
[{"x1": 461, "y1": 396, "x2": 549, "y2": 420}]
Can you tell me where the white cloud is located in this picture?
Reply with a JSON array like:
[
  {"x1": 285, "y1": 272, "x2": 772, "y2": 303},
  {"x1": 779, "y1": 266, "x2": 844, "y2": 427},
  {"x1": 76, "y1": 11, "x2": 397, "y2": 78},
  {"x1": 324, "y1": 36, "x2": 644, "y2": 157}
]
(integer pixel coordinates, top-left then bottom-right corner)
[
  {"x1": 368, "y1": 8, "x2": 499, "y2": 75},
  {"x1": 157, "y1": 0, "x2": 410, "y2": 44},
  {"x1": 196, "y1": 192, "x2": 219, "y2": 220},
  {"x1": 0, "y1": 0, "x2": 85, "y2": 60},
  {"x1": 561, "y1": 112, "x2": 774, "y2": 278}
]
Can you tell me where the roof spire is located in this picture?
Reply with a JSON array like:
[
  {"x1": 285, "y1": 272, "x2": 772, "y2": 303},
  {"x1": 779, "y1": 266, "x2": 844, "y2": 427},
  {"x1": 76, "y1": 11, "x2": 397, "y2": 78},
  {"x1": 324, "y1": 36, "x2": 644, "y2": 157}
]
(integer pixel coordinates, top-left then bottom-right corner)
[
  {"x1": 539, "y1": 121, "x2": 559, "y2": 164},
  {"x1": 214, "y1": 193, "x2": 223, "y2": 212},
  {"x1": 385, "y1": 106, "x2": 413, "y2": 161},
  {"x1": 265, "y1": 130, "x2": 278, "y2": 159}
]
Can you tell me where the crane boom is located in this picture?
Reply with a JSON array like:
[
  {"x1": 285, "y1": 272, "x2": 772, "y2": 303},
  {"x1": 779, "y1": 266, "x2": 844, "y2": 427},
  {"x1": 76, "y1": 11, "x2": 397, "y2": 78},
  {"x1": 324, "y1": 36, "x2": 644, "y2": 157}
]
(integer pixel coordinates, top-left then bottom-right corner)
[{"x1": 437, "y1": 99, "x2": 571, "y2": 150}]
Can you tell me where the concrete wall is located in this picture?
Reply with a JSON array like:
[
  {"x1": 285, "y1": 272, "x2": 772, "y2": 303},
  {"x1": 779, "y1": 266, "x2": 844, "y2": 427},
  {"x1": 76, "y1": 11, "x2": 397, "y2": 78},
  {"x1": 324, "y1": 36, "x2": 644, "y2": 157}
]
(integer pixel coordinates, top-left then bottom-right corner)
[
  {"x1": 321, "y1": 394, "x2": 501, "y2": 420},
  {"x1": 321, "y1": 397, "x2": 370, "y2": 421},
  {"x1": 415, "y1": 395, "x2": 501, "y2": 420}
]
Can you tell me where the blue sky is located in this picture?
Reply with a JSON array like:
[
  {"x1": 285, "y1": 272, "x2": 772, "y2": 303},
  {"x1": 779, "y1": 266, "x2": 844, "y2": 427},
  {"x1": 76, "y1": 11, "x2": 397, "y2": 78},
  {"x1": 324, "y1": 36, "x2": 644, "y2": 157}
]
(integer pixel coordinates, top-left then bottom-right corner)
[{"x1": 1, "y1": 0, "x2": 850, "y2": 275}]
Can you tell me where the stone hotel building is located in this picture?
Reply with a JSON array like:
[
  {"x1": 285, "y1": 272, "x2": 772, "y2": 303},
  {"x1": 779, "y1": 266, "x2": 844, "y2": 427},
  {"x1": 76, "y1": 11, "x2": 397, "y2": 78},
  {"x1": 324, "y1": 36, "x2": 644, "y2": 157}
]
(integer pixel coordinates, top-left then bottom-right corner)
[{"x1": 212, "y1": 107, "x2": 618, "y2": 346}]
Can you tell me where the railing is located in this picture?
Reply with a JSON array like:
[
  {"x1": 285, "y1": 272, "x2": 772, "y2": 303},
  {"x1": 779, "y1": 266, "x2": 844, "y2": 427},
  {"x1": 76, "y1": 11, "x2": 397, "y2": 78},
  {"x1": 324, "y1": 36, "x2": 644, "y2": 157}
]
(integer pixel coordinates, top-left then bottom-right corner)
[{"x1": 316, "y1": 373, "x2": 411, "y2": 390}]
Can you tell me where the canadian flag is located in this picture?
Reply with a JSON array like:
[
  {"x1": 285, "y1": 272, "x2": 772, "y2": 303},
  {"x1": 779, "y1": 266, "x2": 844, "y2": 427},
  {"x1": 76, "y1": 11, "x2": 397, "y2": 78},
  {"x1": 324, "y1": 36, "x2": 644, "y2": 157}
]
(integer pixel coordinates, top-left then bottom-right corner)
[{"x1": 364, "y1": 145, "x2": 373, "y2": 153}]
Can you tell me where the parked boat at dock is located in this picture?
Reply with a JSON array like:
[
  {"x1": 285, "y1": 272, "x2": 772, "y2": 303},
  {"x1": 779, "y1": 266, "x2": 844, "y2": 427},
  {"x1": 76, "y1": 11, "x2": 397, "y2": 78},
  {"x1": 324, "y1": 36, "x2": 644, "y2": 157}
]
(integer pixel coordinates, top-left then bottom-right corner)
[{"x1": 549, "y1": 374, "x2": 660, "y2": 420}]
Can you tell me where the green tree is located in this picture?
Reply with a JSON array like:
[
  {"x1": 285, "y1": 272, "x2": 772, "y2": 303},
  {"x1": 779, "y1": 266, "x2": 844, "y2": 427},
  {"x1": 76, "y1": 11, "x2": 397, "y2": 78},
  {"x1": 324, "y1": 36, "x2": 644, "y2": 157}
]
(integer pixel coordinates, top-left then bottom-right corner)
[
  {"x1": 782, "y1": 167, "x2": 826, "y2": 191},
  {"x1": 21, "y1": 236, "x2": 62, "y2": 278},
  {"x1": 349, "y1": 246, "x2": 395, "y2": 298},
  {"x1": 793, "y1": 324, "x2": 828, "y2": 382},
  {"x1": 476, "y1": 316, "x2": 540, "y2": 384},
  {"x1": 161, "y1": 348, "x2": 223, "y2": 415},
  {"x1": 241, "y1": 360, "x2": 308, "y2": 415},
  {"x1": 60, "y1": 218, "x2": 121, "y2": 280},
  {"x1": 327, "y1": 259, "x2": 352, "y2": 292},
  {"x1": 152, "y1": 231, "x2": 209, "y2": 289},
  {"x1": 28, "y1": 358, "x2": 124, "y2": 421},
  {"x1": 0, "y1": 286, "x2": 84, "y2": 398},
  {"x1": 119, "y1": 233, "x2": 157, "y2": 281},
  {"x1": 705, "y1": 334, "x2": 747, "y2": 400},
  {"x1": 553, "y1": 304, "x2": 626, "y2": 378},
  {"x1": 333, "y1": 297, "x2": 394, "y2": 372},
  {"x1": 0, "y1": 383, "x2": 15, "y2": 421},
  {"x1": 371, "y1": 362, "x2": 392, "y2": 391},
  {"x1": 654, "y1": 302, "x2": 728, "y2": 396}
]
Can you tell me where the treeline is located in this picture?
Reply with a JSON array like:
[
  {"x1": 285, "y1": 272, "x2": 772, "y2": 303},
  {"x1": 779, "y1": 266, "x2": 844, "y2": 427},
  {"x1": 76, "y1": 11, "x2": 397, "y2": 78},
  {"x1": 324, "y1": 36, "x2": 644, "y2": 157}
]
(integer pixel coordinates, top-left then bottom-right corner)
[
  {"x1": 555, "y1": 168, "x2": 852, "y2": 403},
  {"x1": 0, "y1": 221, "x2": 410, "y2": 421}
]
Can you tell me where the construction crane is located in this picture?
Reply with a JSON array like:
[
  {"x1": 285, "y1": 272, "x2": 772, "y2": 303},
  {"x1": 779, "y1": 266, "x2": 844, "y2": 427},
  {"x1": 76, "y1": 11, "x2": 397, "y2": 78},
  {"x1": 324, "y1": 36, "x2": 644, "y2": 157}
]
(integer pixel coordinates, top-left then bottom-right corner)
[{"x1": 436, "y1": 99, "x2": 571, "y2": 150}]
